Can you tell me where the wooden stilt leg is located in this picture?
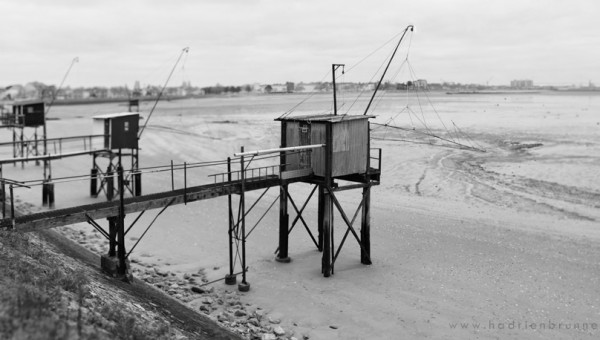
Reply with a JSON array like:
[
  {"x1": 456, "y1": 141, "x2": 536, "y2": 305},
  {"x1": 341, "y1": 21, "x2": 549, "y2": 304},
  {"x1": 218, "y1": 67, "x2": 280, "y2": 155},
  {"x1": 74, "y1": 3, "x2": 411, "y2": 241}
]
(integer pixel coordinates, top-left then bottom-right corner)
[
  {"x1": 322, "y1": 188, "x2": 332, "y2": 277},
  {"x1": 277, "y1": 183, "x2": 291, "y2": 262},
  {"x1": 361, "y1": 185, "x2": 372, "y2": 265}
]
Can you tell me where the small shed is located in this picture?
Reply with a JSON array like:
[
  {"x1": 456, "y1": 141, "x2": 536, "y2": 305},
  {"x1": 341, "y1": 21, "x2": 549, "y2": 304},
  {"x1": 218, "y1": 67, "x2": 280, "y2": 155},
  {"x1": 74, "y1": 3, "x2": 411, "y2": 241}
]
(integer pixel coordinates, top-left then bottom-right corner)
[
  {"x1": 276, "y1": 114, "x2": 374, "y2": 178},
  {"x1": 93, "y1": 112, "x2": 139, "y2": 150},
  {"x1": 12, "y1": 100, "x2": 45, "y2": 127}
]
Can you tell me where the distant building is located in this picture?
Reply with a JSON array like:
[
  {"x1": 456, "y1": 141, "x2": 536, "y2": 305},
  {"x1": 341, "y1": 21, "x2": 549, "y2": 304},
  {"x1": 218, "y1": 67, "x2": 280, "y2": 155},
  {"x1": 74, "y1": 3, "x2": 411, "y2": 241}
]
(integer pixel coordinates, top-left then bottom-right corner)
[
  {"x1": 414, "y1": 79, "x2": 428, "y2": 89},
  {"x1": 510, "y1": 79, "x2": 533, "y2": 88}
]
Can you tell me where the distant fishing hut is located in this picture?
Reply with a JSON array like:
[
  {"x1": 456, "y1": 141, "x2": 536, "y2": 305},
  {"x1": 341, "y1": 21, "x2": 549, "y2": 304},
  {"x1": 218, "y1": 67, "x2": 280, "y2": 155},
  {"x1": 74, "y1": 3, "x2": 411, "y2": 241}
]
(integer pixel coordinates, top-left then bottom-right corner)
[{"x1": 91, "y1": 112, "x2": 141, "y2": 199}]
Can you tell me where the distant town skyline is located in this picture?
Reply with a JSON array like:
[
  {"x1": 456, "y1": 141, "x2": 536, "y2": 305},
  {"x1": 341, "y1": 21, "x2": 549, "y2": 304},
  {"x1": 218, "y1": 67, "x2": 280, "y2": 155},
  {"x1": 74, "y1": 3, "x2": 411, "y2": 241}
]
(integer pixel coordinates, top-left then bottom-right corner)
[{"x1": 1, "y1": 0, "x2": 598, "y2": 88}]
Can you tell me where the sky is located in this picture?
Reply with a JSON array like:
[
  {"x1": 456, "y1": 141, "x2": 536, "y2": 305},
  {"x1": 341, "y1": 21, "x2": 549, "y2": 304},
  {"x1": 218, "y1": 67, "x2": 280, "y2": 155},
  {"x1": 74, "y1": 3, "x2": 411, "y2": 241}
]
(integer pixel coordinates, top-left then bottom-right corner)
[{"x1": 0, "y1": 0, "x2": 598, "y2": 88}]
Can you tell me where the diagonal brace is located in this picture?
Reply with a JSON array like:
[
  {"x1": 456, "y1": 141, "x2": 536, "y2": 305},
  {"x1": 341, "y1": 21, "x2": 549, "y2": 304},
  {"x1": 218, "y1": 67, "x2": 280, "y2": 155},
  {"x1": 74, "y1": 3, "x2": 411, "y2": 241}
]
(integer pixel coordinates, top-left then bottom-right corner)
[
  {"x1": 328, "y1": 189, "x2": 372, "y2": 265},
  {"x1": 332, "y1": 193, "x2": 366, "y2": 264},
  {"x1": 85, "y1": 213, "x2": 110, "y2": 241},
  {"x1": 288, "y1": 187, "x2": 318, "y2": 248}
]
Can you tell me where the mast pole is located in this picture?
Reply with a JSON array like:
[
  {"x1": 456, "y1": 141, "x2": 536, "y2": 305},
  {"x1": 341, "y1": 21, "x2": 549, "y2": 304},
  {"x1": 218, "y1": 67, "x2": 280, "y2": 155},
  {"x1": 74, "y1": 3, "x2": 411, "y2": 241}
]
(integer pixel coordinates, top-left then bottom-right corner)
[
  {"x1": 363, "y1": 25, "x2": 414, "y2": 115},
  {"x1": 332, "y1": 64, "x2": 344, "y2": 115},
  {"x1": 138, "y1": 47, "x2": 189, "y2": 139}
]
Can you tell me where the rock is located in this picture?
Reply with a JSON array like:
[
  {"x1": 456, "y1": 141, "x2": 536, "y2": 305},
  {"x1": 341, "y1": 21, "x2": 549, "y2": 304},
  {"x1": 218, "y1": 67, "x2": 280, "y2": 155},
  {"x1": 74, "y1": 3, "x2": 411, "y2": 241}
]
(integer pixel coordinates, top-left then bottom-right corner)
[
  {"x1": 273, "y1": 326, "x2": 285, "y2": 336},
  {"x1": 234, "y1": 309, "x2": 247, "y2": 317},
  {"x1": 201, "y1": 297, "x2": 214, "y2": 305},
  {"x1": 153, "y1": 267, "x2": 168, "y2": 277},
  {"x1": 268, "y1": 316, "x2": 281, "y2": 324},
  {"x1": 217, "y1": 312, "x2": 232, "y2": 323},
  {"x1": 329, "y1": 325, "x2": 338, "y2": 329},
  {"x1": 261, "y1": 334, "x2": 276, "y2": 340},
  {"x1": 183, "y1": 273, "x2": 191, "y2": 280},
  {"x1": 199, "y1": 305, "x2": 211, "y2": 313},
  {"x1": 190, "y1": 286, "x2": 206, "y2": 294}
]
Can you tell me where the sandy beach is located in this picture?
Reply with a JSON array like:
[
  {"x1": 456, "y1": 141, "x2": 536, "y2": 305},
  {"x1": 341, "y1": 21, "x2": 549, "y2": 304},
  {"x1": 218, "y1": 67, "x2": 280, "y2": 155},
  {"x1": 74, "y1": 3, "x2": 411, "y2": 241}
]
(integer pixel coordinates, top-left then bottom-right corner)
[{"x1": 2, "y1": 91, "x2": 599, "y2": 339}]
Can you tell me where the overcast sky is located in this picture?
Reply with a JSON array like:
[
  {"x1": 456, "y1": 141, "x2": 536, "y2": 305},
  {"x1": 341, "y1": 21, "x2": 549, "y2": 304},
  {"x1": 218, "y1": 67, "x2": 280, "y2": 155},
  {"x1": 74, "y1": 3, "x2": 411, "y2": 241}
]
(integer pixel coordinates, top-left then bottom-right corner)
[{"x1": 1, "y1": 0, "x2": 598, "y2": 88}]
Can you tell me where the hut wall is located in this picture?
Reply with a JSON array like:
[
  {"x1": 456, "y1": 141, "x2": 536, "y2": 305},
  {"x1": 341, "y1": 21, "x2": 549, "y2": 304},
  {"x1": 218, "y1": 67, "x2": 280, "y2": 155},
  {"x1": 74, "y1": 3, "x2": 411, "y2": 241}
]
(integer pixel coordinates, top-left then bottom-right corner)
[{"x1": 331, "y1": 119, "x2": 368, "y2": 177}]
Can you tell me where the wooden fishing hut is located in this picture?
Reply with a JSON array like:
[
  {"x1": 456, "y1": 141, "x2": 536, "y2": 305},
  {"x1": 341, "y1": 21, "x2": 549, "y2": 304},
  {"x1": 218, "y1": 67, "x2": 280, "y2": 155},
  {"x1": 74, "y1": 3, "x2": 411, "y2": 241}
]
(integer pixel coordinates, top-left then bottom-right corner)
[
  {"x1": 275, "y1": 113, "x2": 381, "y2": 277},
  {"x1": 91, "y1": 112, "x2": 141, "y2": 200},
  {"x1": 8, "y1": 100, "x2": 47, "y2": 160}
]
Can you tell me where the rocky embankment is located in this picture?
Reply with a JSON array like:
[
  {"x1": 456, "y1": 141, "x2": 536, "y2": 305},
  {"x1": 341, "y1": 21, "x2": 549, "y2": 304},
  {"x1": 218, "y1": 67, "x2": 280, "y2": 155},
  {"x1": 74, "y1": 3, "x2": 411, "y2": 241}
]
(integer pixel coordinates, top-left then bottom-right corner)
[{"x1": 60, "y1": 226, "x2": 305, "y2": 340}]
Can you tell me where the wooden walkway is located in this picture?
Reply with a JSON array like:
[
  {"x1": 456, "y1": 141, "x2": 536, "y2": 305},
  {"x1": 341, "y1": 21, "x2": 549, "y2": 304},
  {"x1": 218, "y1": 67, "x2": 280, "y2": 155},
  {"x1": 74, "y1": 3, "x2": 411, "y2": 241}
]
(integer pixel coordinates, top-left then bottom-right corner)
[{"x1": 0, "y1": 175, "x2": 289, "y2": 232}]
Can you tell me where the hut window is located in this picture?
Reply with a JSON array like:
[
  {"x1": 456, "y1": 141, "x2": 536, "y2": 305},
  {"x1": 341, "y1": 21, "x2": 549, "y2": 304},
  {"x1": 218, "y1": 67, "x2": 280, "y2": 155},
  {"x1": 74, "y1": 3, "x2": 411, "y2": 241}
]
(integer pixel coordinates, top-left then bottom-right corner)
[{"x1": 124, "y1": 121, "x2": 129, "y2": 132}]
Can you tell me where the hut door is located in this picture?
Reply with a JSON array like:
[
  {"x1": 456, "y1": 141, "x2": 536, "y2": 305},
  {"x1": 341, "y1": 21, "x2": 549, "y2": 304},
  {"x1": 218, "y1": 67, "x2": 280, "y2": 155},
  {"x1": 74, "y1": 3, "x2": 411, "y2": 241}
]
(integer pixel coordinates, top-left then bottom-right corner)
[{"x1": 299, "y1": 122, "x2": 311, "y2": 169}]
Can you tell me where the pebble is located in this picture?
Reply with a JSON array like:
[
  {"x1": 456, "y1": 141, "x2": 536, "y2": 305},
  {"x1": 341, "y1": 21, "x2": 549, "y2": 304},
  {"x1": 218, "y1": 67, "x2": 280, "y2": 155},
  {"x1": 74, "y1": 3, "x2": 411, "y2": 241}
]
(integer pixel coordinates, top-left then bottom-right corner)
[
  {"x1": 234, "y1": 309, "x2": 247, "y2": 317},
  {"x1": 273, "y1": 326, "x2": 285, "y2": 336},
  {"x1": 190, "y1": 286, "x2": 206, "y2": 294},
  {"x1": 261, "y1": 334, "x2": 276, "y2": 340},
  {"x1": 153, "y1": 267, "x2": 168, "y2": 277}
]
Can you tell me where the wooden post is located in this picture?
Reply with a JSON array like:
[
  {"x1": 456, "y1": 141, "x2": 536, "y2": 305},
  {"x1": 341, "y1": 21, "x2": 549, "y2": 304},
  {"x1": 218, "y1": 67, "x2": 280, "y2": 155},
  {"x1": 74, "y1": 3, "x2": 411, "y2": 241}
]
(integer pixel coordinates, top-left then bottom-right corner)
[
  {"x1": 276, "y1": 182, "x2": 290, "y2": 262},
  {"x1": 90, "y1": 168, "x2": 98, "y2": 197},
  {"x1": 117, "y1": 166, "x2": 127, "y2": 276},
  {"x1": 318, "y1": 185, "x2": 324, "y2": 251},
  {"x1": 42, "y1": 181, "x2": 48, "y2": 206},
  {"x1": 361, "y1": 185, "x2": 372, "y2": 265},
  {"x1": 45, "y1": 182, "x2": 54, "y2": 209},
  {"x1": 321, "y1": 122, "x2": 334, "y2": 277},
  {"x1": 34, "y1": 129, "x2": 39, "y2": 165},
  {"x1": 9, "y1": 185, "x2": 15, "y2": 228},
  {"x1": 133, "y1": 171, "x2": 142, "y2": 196},
  {"x1": 322, "y1": 187, "x2": 332, "y2": 277},
  {"x1": 277, "y1": 123, "x2": 291, "y2": 262},
  {"x1": 1, "y1": 179, "x2": 5, "y2": 219},
  {"x1": 106, "y1": 165, "x2": 114, "y2": 201},
  {"x1": 108, "y1": 216, "x2": 117, "y2": 257}
]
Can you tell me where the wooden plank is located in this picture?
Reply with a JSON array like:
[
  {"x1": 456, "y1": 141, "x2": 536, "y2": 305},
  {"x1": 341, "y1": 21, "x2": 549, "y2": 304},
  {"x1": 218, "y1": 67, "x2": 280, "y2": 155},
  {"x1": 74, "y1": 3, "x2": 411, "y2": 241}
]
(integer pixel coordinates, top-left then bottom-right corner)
[{"x1": 280, "y1": 168, "x2": 313, "y2": 180}]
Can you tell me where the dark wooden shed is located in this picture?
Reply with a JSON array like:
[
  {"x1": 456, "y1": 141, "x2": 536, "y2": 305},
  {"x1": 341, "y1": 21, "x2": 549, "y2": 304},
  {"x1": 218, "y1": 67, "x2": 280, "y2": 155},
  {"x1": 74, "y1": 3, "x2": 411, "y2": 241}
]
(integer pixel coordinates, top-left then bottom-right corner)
[
  {"x1": 12, "y1": 100, "x2": 45, "y2": 127},
  {"x1": 93, "y1": 112, "x2": 139, "y2": 150}
]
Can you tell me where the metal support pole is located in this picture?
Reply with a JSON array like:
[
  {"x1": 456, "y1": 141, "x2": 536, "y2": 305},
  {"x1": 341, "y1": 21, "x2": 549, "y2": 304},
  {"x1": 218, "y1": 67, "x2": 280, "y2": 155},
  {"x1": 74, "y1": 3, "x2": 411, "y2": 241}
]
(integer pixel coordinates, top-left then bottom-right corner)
[
  {"x1": 225, "y1": 157, "x2": 236, "y2": 285},
  {"x1": 238, "y1": 147, "x2": 250, "y2": 292},
  {"x1": 170, "y1": 160, "x2": 174, "y2": 190}
]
